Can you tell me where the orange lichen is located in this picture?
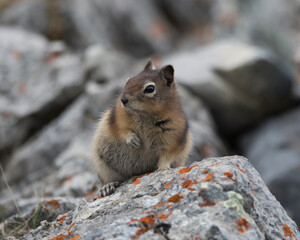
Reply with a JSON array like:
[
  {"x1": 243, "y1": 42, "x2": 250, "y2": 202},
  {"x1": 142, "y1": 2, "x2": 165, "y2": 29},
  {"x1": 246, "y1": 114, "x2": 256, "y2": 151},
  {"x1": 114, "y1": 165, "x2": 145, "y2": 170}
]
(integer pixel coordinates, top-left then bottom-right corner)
[
  {"x1": 147, "y1": 210, "x2": 154, "y2": 214},
  {"x1": 48, "y1": 233, "x2": 69, "y2": 240},
  {"x1": 202, "y1": 169, "x2": 209, "y2": 174},
  {"x1": 84, "y1": 191, "x2": 95, "y2": 198},
  {"x1": 209, "y1": 162, "x2": 221, "y2": 167},
  {"x1": 67, "y1": 224, "x2": 75, "y2": 233},
  {"x1": 237, "y1": 165, "x2": 245, "y2": 174},
  {"x1": 132, "y1": 227, "x2": 150, "y2": 239},
  {"x1": 166, "y1": 204, "x2": 172, "y2": 208},
  {"x1": 140, "y1": 215, "x2": 156, "y2": 226},
  {"x1": 131, "y1": 173, "x2": 148, "y2": 183},
  {"x1": 164, "y1": 180, "x2": 173, "y2": 188},
  {"x1": 131, "y1": 175, "x2": 141, "y2": 183},
  {"x1": 126, "y1": 218, "x2": 139, "y2": 224},
  {"x1": 129, "y1": 210, "x2": 173, "y2": 238},
  {"x1": 159, "y1": 211, "x2": 173, "y2": 220},
  {"x1": 153, "y1": 202, "x2": 164, "y2": 208},
  {"x1": 224, "y1": 172, "x2": 233, "y2": 178},
  {"x1": 181, "y1": 178, "x2": 198, "y2": 191},
  {"x1": 69, "y1": 235, "x2": 81, "y2": 240},
  {"x1": 44, "y1": 200, "x2": 60, "y2": 209},
  {"x1": 127, "y1": 213, "x2": 158, "y2": 228},
  {"x1": 178, "y1": 164, "x2": 199, "y2": 174},
  {"x1": 48, "y1": 223, "x2": 75, "y2": 240},
  {"x1": 201, "y1": 173, "x2": 215, "y2": 182},
  {"x1": 236, "y1": 218, "x2": 250, "y2": 233},
  {"x1": 281, "y1": 223, "x2": 295, "y2": 239},
  {"x1": 200, "y1": 201, "x2": 216, "y2": 207},
  {"x1": 133, "y1": 179, "x2": 141, "y2": 185},
  {"x1": 168, "y1": 193, "x2": 184, "y2": 203},
  {"x1": 224, "y1": 172, "x2": 237, "y2": 182},
  {"x1": 57, "y1": 216, "x2": 67, "y2": 224}
]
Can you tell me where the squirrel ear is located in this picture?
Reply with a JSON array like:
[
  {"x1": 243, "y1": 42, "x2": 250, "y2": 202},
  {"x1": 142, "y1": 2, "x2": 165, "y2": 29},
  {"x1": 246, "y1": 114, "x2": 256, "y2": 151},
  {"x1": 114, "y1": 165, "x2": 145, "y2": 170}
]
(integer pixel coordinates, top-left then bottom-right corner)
[
  {"x1": 160, "y1": 65, "x2": 174, "y2": 86},
  {"x1": 144, "y1": 59, "x2": 155, "y2": 71}
]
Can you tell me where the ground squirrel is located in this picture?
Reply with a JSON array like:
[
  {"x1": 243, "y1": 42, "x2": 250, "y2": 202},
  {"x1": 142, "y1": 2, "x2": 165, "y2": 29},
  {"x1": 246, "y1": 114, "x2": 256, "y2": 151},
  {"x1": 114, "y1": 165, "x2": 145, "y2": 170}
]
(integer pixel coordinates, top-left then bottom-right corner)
[{"x1": 92, "y1": 60, "x2": 192, "y2": 197}]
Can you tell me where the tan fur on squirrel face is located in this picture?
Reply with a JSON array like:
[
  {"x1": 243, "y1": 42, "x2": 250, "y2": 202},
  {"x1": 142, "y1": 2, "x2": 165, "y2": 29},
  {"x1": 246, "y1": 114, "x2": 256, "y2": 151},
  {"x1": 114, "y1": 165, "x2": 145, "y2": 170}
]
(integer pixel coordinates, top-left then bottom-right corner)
[{"x1": 120, "y1": 62, "x2": 176, "y2": 116}]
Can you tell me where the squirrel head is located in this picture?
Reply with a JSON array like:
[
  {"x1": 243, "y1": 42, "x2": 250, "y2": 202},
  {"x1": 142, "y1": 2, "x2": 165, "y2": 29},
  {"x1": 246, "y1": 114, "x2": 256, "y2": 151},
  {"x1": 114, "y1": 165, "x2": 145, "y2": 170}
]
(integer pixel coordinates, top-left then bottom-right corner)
[{"x1": 121, "y1": 60, "x2": 177, "y2": 115}]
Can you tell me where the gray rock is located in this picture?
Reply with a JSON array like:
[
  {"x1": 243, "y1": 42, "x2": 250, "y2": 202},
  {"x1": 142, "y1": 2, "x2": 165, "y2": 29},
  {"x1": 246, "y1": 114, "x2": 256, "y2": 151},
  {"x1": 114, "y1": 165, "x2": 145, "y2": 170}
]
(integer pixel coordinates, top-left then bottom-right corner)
[
  {"x1": 3, "y1": 96, "x2": 87, "y2": 186},
  {"x1": 157, "y1": 0, "x2": 213, "y2": 30},
  {"x1": 163, "y1": 40, "x2": 297, "y2": 136},
  {"x1": 0, "y1": 0, "x2": 175, "y2": 57},
  {"x1": 240, "y1": 106, "x2": 300, "y2": 227},
  {"x1": 73, "y1": 0, "x2": 174, "y2": 57},
  {"x1": 0, "y1": 110, "x2": 96, "y2": 221},
  {"x1": 177, "y1": 85, "x2": 228, "y2": 164},
  {"x1": 0, "y1": 197, "x2": 80, "y2": 239},
  {"x1": 0, "y1": 27, "x2": 85, "y2": 161},
  {"x1": 83, "y1": 44, "x2": 139, "y2": 85},
  {"x1": 6, "y1": 156, "x2": 298, "y2": 240}
]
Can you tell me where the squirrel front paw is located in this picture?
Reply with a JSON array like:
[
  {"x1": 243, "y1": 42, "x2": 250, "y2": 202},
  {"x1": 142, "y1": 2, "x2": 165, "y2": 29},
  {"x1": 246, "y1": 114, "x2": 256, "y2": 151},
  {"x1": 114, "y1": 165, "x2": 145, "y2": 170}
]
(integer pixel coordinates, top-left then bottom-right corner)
[
  {"x1": 95, "y1": 182, "x2": 120, "y2": 198},
  {"x1": 126, "y1": 132, "x2": 142, "y2": 148},
  {"x1": 157, "y1": 159, "x2": 171, "y2": 170}
]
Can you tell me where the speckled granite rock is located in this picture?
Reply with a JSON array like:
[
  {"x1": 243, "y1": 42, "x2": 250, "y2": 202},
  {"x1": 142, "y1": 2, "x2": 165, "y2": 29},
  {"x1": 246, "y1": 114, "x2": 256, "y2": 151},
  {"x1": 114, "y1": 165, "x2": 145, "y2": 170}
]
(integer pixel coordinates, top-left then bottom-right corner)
[{"x1": 7, "y1": 156, "x2": 298, "y2": 240}]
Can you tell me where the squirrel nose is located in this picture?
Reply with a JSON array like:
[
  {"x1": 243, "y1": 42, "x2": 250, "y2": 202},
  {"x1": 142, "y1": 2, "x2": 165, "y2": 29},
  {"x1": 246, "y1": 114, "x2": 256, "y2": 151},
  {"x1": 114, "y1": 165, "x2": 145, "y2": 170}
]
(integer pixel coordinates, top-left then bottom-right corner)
[{"x1": 121, "y1": 95, "x2": 129, "y2": 105}]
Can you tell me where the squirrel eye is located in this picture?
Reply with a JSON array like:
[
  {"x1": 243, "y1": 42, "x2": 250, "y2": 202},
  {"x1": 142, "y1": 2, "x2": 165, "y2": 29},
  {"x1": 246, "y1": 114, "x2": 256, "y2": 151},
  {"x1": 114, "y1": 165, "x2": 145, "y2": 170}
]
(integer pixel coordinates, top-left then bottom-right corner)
[{"x1": 144, "y1": 85, "x2": 155, "y2": 94}]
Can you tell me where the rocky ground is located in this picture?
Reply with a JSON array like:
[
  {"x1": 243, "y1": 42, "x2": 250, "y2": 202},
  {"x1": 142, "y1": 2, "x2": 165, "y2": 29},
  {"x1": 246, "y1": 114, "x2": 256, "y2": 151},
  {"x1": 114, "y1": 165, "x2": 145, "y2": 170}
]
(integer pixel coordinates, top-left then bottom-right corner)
[
  {"x1": 1, "y1": 0, "x2": 300, "y2": 239},
  {"x1": 4, "y1": 156, "x2": 300, "y2": 240}
]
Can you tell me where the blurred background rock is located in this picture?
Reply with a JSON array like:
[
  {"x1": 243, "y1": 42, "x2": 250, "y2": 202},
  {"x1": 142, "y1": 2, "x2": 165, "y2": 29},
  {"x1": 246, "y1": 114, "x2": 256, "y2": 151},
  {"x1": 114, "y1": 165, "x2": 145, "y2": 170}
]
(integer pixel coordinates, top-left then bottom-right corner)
[{"x1": 0, "y1": 0, "x2": 300, "y2": 233}]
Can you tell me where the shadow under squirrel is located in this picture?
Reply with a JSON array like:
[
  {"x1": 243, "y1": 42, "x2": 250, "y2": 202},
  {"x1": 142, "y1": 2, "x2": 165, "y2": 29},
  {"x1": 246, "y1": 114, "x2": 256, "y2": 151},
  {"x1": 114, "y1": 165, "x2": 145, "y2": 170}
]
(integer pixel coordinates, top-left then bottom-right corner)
[{"x1": 92, "y1": 60, "x2": 192, "y2": 197}]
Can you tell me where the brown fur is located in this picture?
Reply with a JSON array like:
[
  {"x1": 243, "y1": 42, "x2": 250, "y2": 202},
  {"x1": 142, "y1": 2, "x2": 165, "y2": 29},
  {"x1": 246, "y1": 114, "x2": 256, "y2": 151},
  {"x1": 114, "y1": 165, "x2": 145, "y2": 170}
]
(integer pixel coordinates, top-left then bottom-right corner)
[{"x1": 92, "y1": 60, "x2": 193, "y2": 196}]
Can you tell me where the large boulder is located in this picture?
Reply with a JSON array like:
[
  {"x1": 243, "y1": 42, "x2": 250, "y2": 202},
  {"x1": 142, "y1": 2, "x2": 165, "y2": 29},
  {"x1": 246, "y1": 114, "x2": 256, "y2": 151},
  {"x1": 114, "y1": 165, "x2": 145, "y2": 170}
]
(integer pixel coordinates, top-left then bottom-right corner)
[
  {"x1": 163, "y1": 40, "x2": 298, "y2": 136},
  {"x1": 240, "y1": 106, "x2": 300, "y2": 227},
  {"x1": 0, "y1": 27, "x2": 85, "y2": 161},
  {"x1": 2, "y1": 156, "x2": 298, "y2": 239}
]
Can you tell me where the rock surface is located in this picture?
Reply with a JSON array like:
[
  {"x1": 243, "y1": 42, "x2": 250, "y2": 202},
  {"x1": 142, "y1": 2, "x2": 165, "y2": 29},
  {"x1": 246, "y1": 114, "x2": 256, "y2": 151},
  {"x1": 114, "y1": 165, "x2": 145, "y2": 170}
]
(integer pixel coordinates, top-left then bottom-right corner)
[
  {"x1": 163, "y1": 40, "x2": 297, "y2": 136},
  {"x1": 0, "y1": 0, "x2": 175, "y2": 57},
  {"x1": 3, "y1": 96, "x2": 88, "y2": 185},
  {"x1": 2, "y1": 156, "x2": 298, "y2": 240},
  {"x1": 0, "y1": 27, "x2": 85, "y2": 161},
  {"x1": 241, "y1": 106, "x2": 300, "y2": 227}
]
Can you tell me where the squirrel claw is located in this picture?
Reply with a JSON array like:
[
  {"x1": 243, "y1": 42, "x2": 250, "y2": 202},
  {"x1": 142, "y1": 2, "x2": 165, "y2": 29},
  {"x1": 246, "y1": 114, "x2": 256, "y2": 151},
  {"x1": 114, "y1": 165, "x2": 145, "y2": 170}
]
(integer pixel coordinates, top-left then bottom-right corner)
[
  {"x1": 96, "y1": 182, "x2": 120, "y2": 198},
  {"x1": 126, "y1": 133, "x2": 141, "y2": 148}
]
